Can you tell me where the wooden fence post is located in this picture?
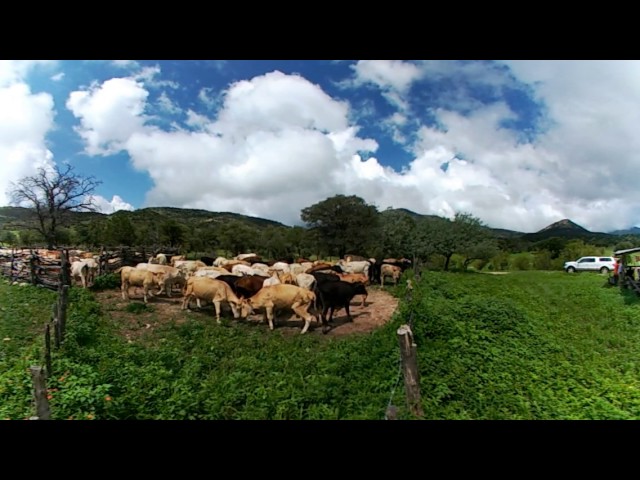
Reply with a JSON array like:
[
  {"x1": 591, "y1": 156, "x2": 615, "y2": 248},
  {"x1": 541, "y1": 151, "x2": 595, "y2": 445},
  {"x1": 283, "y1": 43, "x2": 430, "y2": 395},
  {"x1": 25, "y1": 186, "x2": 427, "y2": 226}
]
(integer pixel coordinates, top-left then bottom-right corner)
[
  {"x1": 10, "y1": 248, "x2": 15, "y2": 283},
  {"x1": 29, "y1": 366, "x2": 50, "y2": 420},
  {"x1": 52, "y1": 303, "x2": 60, "y2": 350},
  {"x1": 44, "y1": 324, "x2": 52, "y2": 377},
  {"x1": 397, "y1": 324, "x2": 424, "y2": 418},
  {"x1": 29, "y1": 251, "x2": 38, "y2": 286},
  {"x1": 58, "y1": 285, "x2": 69, "y2": 344},
  {"x1": 60, "y1": 249, "x2": 71, "y2": 287}
]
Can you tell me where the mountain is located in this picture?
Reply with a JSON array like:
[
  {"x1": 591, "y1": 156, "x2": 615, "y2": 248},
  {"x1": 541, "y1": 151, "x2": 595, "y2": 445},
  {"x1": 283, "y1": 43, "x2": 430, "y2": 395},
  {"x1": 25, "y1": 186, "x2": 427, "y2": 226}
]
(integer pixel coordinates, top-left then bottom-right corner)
[
  {"x1": 609, "y1": 226, "x2": 640, "y2": 236},
  {"x1": 522, "y1": 218, "x2": 614, "y2": 244}
]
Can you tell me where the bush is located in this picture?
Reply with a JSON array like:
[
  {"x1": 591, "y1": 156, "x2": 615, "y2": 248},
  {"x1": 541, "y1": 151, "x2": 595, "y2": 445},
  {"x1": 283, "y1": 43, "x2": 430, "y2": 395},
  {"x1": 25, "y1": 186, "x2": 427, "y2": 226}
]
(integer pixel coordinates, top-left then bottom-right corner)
[{"x1": 91, "y1": 273, "x2": 120, "y2": 291}]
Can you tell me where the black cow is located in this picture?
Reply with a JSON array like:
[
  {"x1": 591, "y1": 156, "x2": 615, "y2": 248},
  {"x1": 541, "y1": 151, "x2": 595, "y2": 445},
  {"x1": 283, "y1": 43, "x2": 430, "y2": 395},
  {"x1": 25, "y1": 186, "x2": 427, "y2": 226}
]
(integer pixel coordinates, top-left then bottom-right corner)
[
  {"x1": 214, "y1": 275, "x2": 243, "y2": 296},
  {"x1": 200, "y1": 256, "x2": 216, "y2": 266},
  {"x1": 313, "y1": 280, "x2": 368, "y2": 334}
]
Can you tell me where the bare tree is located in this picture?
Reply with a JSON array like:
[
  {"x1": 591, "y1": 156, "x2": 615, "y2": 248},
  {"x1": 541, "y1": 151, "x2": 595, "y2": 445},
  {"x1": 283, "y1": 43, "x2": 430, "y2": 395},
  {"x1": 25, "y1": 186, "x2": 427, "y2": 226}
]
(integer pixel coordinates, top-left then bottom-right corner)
[{"x1": 7, "y1": 164, "x2": 102, "y2": 249}]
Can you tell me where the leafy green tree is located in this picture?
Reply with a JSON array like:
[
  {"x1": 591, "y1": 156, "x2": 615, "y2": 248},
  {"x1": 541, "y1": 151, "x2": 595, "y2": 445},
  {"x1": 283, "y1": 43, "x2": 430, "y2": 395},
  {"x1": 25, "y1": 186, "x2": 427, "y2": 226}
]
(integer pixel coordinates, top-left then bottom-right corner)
[
  {"x1": 6, "y1": 164, "x2": 102, "y2": 248},
  {"x1": 301, "y1": 195, "x2": 379, "y2": 258},
  {"x1": 380, "y1": 208, "x2": 417, "y2": 259},
  {"x1": 105, "y1": 214, "x2": 137, "y2": 246},
  {"x1": 0, "y1": 231, "x2": 18, "y2": 247},
  {"x1": 533, "y1": 249, "x2": 553, "y2": 270},
  {"x1": 160, "y1": 220, "x2": 184, "y2": 248},
  {"x1": 460, "y1": 238, "x2": 500, "y2": 270}
]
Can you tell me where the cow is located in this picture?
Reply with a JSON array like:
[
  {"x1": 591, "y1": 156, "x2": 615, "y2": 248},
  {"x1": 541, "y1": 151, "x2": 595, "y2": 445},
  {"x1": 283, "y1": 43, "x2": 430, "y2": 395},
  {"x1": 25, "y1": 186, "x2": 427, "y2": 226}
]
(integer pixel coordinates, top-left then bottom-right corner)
[
  {"x1": 234, "y1": 274, "x2": 270, "y2": 299},
  {"x1": 337, "y1": 272, "x2": 369, "y2": 306},
  {"x1": 381, "y1": 264, "x2": 402, "y2": 287},
  {"x1": 181, "y1": 276, "x2": 242, "y2": 324},
  {"x1": 238, "y1": 284, "x2": 317, "y2": 334},
  {"x1": 116, "y1": 266, "x2": 165, "y2": 304},
  {"x1": 200, "y1": 256, "x2": 216, "y2": 266},
  {"x1": 70, "y1": 260, "x2": 90, "y2": 288},
  {"x1": 135, "y1": 263, "x2": 187, "y2": 297},
  {"x1": 314, "y1": 280, "x2": 368, "y2": 334}
]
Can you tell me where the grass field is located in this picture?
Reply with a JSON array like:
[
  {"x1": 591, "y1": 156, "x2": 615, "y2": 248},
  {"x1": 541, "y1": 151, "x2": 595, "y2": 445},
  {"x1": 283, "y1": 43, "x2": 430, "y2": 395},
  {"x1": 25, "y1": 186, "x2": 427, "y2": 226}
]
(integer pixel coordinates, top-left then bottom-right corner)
[{"x1": 2, "y1": 269, "x2": 640, "y2": 420}]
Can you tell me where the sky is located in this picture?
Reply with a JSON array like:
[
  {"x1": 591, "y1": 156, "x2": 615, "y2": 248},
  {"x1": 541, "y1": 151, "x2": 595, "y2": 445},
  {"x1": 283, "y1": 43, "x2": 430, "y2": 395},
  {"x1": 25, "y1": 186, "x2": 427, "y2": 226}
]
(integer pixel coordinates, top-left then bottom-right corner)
[{"x1": 1, "y1": 59, "x2": 639, "y2": 234}]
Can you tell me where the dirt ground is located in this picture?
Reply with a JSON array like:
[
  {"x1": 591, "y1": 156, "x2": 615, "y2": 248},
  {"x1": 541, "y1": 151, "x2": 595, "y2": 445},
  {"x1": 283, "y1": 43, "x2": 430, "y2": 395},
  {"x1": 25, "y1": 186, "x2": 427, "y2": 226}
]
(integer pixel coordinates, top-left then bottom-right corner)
[{"x1": 94, "y1": 286, "x2": 400, "y2": 340}]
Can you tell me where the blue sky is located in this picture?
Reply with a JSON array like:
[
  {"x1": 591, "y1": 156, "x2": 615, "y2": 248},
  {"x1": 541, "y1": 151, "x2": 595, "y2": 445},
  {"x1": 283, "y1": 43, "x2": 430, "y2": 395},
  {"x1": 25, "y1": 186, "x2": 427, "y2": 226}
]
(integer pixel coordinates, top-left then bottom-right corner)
[{"x1": 1, "y1": 60, "x2": 639, "y2": 233}]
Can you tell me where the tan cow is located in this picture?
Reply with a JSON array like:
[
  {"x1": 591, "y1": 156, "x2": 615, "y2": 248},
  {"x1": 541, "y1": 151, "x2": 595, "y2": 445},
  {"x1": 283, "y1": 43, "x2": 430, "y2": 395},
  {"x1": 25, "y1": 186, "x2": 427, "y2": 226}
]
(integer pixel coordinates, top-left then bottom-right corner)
[
  {"x1": 238, "y1": 284, "x2": 317, "y2": 334},
  {"x1": 135, "y1": 263, "x2": 186, "y2": 297},
  {"x1": 181, "y1": 276, "x2": 242, "y2": 324},
  {"x1": 116, "y1": 266, "x2": 164, "y2": 303},
  {"x1": 381, "y1": 264, "x2": 402, "y2": 287}
]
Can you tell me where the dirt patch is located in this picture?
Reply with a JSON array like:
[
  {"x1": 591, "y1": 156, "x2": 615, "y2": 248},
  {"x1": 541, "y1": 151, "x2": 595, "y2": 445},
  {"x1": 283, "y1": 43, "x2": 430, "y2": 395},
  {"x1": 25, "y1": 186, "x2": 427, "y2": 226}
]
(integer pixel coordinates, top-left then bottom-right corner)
[{"x1": 93, "y1": 286, "x2": 400, "y2": 340}]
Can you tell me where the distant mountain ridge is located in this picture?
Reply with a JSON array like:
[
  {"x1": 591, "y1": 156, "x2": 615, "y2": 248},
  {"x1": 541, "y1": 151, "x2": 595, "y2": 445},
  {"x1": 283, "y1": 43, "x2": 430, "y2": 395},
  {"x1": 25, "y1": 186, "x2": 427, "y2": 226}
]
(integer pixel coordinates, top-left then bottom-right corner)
[{"x1": 1, "y1": 205, "x2": 638, "y2": 244}]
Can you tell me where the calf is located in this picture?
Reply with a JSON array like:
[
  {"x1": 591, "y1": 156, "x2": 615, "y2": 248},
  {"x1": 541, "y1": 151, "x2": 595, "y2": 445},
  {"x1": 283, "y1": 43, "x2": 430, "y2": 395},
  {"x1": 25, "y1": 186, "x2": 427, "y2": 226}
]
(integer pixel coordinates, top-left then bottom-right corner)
[
  {"x1": 181, "y1": 276, "x2": 242, "y2": 324},
  {"x1": 314, "y1": 280, "x2": 368, "y2": 334},
  {"x1": 238, "y1": 284, "x2": 317, "y2": 334}
]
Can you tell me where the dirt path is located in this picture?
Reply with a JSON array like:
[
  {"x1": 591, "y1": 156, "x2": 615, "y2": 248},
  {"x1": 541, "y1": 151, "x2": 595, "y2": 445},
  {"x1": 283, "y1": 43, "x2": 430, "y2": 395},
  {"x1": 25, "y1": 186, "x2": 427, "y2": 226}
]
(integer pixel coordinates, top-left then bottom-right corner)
[{"x1": 94, "y1": 286, "x2": 400, "y2": 340}]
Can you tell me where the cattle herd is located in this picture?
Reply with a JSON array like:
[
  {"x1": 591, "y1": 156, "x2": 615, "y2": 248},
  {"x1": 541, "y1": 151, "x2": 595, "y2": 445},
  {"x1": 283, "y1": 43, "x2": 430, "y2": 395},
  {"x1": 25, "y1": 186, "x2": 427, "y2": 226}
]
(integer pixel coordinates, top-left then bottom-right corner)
[{"x1": 2, "y1": 247, "x2": 411, "y2": 335}]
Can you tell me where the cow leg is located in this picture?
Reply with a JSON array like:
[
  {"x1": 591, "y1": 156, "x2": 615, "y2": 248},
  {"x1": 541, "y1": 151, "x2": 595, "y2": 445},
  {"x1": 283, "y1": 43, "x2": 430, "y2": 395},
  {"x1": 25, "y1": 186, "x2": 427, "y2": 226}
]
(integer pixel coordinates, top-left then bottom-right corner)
[
  {"x1": 213, "y1": 301, "x2": 222, "y2": 324},
  {"x1": 345, "y1": 303, "x2": 353, "y2": 322},
  {"x1": 122, "y1": 282, "x2": 130, "y2": 300},
  {"x1": 361, "y1": 294, "x2": 367, "y2": 307},
  {"x1": 291, "y1": 301, "x2": 312, "y2": 334},
  {"x1": 266, "y1": 306, "x2": 275, "y2": 330},
  {"x1": 181, "y1": 294, "x2": 192, "y2": 310},
  {"x1": 320, "y1": 306, "x2": 331, "y2": 334}
]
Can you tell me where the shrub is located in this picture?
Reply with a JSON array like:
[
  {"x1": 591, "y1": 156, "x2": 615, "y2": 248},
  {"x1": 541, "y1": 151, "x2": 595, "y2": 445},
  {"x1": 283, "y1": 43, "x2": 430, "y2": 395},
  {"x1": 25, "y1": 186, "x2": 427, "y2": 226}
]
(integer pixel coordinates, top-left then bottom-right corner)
[{"x1": 91, "y1": 273, "x2": 120, "y2": 291}]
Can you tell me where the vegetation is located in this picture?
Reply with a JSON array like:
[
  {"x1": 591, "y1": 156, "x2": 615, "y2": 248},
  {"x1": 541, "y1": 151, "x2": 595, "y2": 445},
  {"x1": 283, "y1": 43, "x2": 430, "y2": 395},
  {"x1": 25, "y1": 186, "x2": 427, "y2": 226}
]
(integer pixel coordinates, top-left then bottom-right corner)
[
  {"x1": 6, "y1": 165, "x2": 102, "y2": 249},
  {"x1": 3, "y1": 268, "x2": 640, "y2": 420}
]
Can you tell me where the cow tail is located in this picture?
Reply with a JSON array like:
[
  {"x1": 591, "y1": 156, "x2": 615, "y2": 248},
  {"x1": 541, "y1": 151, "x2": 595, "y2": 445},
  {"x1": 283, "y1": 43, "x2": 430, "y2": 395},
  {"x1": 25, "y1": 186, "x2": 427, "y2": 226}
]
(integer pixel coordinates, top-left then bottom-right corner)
[{"x1": 114, "y1": 266, "x2": 123, "y2": 274}]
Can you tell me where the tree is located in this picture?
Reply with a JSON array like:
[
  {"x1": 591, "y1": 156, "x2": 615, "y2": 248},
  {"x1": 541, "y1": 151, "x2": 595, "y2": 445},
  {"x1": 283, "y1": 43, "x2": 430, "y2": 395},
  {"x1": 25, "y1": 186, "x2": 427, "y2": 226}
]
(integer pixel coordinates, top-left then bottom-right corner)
[
  {"x1": 105, "y1": 213, "x2": 137, "y2": 246},
  {"x1": 7, "y1": 164, "x2": 102, "y2": 249},
  {"x1": 300, "y1": 195, "x2": 379, "y2": 258}
]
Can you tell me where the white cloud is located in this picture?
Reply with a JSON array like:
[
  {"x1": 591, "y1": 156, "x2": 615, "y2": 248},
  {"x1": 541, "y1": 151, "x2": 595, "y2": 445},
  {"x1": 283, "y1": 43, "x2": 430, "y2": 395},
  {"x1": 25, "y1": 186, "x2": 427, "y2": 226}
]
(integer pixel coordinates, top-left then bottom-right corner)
[
  {"x1": 51, "y1": 72, "x2": 65, "y2": 82},
  {"x1": 133, "y1": 65, "x2": 179, "y2": 89},
  {"x1": 90, "y1": 194, "x2": 135, "y2": 213},
  {"x1": 157, "y1": 91, "x2": 181, "y2": 115},
  {"x1": 112, "y1": 60, "x2": 139, "y2": 69},
  {"x1": 352, "y1": 60, "x2": 422, "y2": 93},
  {"x1": 0, "y1": 73, "x2": 56, "y2": 206},
  {"x1": 66, "y1": 77, "x2": 150, "y2": 156},
  {"x1": 198, "y1": 87, "x2": 218, "y2": 110},
  {"x1": 0, "y1": 60, "x2": 58, "y2": 88}
]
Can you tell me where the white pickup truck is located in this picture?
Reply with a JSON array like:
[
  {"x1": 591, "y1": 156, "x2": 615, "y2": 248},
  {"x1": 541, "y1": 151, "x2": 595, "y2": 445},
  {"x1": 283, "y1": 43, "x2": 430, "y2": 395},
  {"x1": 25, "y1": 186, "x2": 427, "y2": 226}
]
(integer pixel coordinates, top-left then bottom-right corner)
[{"x1": 563, "y1": 256, "x2": 616, "y2": 274}]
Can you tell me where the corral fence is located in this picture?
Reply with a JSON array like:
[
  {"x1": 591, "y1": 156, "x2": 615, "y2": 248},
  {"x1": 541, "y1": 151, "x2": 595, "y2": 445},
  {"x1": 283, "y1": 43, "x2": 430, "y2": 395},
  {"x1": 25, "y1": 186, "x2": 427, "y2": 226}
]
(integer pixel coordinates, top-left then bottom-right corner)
[
  {"x1": 0, "y1": 246, "x2": 182, "y2": 288},
  {"x1": 0, "y1": 245, "x2": 179, "y2": 419}
]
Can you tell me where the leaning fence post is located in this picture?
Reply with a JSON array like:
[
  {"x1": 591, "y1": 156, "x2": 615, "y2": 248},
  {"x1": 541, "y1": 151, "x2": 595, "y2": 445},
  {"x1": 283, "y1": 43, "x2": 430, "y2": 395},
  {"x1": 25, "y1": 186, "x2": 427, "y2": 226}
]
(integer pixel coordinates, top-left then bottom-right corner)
[
  {"x1": 29, "y1": 366, "x2": 50, "y2": 420},
  {"x1": 44, "y1": 324, "x2": 52, "y2": 377},
  {"x1": 397, "y1": 324, "x2": 424, "y2": 418}
]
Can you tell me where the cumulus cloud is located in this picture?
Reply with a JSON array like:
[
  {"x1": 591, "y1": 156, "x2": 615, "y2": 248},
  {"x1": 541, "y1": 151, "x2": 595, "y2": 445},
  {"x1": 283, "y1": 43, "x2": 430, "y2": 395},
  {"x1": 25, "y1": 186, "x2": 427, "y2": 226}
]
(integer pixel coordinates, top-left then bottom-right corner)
[
  {"x1": 63, "y1": 61, "x2": 640, "y2": 233},
  {"x1": 66, "y1": 77, "x2": 150, "y2": 156},
  {"x1": 90, "y1": 194, "x2": 135, "y2": 214},
  {"x1": 51, "y1": 72, "x2": 65, "y2": 82},
  {"x1": 0, "y1": 66, "x2": 56, "y2": 206}
]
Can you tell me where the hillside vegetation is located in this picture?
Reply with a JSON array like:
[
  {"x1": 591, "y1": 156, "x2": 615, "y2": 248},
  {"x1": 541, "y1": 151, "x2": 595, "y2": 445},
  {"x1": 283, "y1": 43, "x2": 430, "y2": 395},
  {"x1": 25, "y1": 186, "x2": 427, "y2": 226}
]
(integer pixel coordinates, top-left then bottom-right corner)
[{"x1": 2, "y1": 270, "x2": 640, "y2": 419}]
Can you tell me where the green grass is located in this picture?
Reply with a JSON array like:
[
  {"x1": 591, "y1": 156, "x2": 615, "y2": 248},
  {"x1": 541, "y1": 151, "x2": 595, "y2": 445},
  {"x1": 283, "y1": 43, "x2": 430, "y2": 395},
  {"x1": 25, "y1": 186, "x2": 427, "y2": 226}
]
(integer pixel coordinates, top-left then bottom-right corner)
[
  {"x1": 2, "y1": 270, "x2": 640, "y2": 419},
  {"x1": 405, "y1": 270, "x2": 640, "y2": 419}
]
